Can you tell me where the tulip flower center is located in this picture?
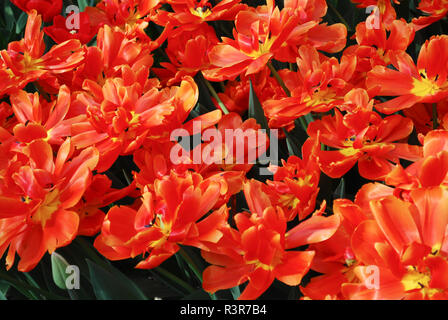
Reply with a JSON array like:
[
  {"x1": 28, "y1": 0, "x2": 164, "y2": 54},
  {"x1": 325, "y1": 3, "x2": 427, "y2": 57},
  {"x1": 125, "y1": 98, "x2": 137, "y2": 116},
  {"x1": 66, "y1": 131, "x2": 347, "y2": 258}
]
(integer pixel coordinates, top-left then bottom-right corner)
[
  {"x1": 247, "y1": 37, "x2": 276, "y2": 58},
  {"x1": 411, "y1": 71, "x2": 440, "y2": 97},
  {"x1": 277, "y1": 175, "x2": 313, "y2": 209},
  {"x1": 401, "y1": 265, "x2": 441, "y2": 298},
  {"x1": 155, "y1": 214, "x2": 170, "y2": 234},
  {"x1": 22, "y1": 52, "x2": 43, "y2": 73},
  {"x1": 247, "y1": 250, "x2": 282, "y2": 272},
  {"x1": 340, "y1": 146, "x2": 360, "y2": 157},
  {"x1": 402, "y1": 266, "x2": 430, "y2": 291},
  {"x1": 278, "y1": 194, "x2": 300, "y2": 209},
  {"x1": 191, "y1": 6, "x2": 212, "y2": 19},
  {"x1": 32, "y1": 189, "x2": 60, "y2": 227},
  {"x1": 304, "y1": 88, "x2": 336, "y2": 107},
  {"x1": 253, "y1": 260, "x2": 274, "y2": 271}
]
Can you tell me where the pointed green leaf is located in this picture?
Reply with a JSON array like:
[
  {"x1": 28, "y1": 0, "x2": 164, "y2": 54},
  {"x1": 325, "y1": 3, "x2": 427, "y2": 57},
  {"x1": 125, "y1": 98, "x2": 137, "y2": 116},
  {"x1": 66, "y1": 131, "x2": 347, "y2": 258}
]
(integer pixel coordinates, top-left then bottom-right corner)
[
  {"x1": 0, "y1": 281, "x2": 9, "y2": 300},
  {"x1": 4, "y1": 2, "x2": 15, "y2": 32},
  {"x1": 0, "y1": 269, "x2": 65, "y2": 299},
  {"x1": 86, "y1": 259, "x2": 148, "y2": 300},
  {"x1": 77, "y1": 0, "x2": 89, "y2": 11},
  {"x1": 181, "y1": 288, "x2": 211, "y2": 300},
  {"x1": 334, "y1": 177, "x2": 346, "y2": 199},
  {"x1": 303, "y1": 113, "x2": 314, "y2": 126},
  {"x1": 248, "y1": 80, "x2": 269, "y2": 132},
  {"x1": 51, "y1": 252, "x2": 71, "y2": 290},
  {"x1": 15, "y1": 12, "x2": 27, "y2": 34},
  {"x1": 194, "y1": 72, "x2": 217, "y2": 112},
  {"x1": 283, "y1": 128, "x2": 301, "y2": 157},
  {"x1": 229, "y1": 285, "x2": 241, "y2": 300}
]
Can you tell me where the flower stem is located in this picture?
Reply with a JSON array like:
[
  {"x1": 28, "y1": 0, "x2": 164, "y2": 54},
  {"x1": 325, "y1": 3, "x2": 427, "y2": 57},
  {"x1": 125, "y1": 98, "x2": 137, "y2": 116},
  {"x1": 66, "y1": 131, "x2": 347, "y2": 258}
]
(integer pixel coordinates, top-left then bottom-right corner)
[
  {"x1": 267, "y1": 62, "x2": 291, "y2": 97},
  {"x1": 0, "y1": 270, "x2": 65, "y2": 300},
  {"x1": 178, "y1": 247, "x2": 217, "y2": 300},
  {"x1": 201, "y1": 73, "x2": 230, "y2": 115},
  {"x1": 268, "y1": 62, "x2": 312, "y2": 131},
  {"x1": 327, "y1": 1, "x2": 352, "y2": 32},
  {"x1": 298, "y1": 117, "x2": 308, "y2": 131},
  {"x1": 433, "y1": 103, "x2": 439, "y2": 129},
  {"x1": 153, "y1": 266, "x2": 195, "y2": 294}
]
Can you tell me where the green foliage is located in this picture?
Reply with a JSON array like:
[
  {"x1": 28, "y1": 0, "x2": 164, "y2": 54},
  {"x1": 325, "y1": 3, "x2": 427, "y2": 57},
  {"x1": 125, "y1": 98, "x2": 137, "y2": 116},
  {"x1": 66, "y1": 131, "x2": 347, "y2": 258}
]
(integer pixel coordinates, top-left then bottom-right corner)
[{"x1": 86, "y1": 260, "x2": 148, "y2": 300}]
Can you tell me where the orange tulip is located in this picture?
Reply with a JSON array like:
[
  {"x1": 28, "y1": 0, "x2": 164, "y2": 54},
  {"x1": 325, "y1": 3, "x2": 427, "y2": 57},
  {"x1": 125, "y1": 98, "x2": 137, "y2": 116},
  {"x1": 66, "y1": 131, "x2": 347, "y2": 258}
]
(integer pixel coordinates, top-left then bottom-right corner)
[
  {"x1": 72, "y1": 75, "x2": 221, "y2": 172},
  {"x1": 265, "y1": 137, "x2": 321, "y2": 221},
  {"x1": 343, "y1": 188, "x2": 448, "y2": 299},
  {"x1": 308, "y1": 109, "x2": 422, "y2": 179},
  {"x1": 344, "y1": 20, "x2": 415, "y2": 79},
  {"x1": 152, "y1": 23, "x2": 218, "y2": 85},
  {"x1": 69, "y1": 25, "x2": 156, "y2": 91},
  {"x1": 367, "y1": 35, "x2": 448, "y2": 114},
  {"x1": 214, "y1": 67, "x2": 285, "y2": 115},
  {"x1": 351, "y1": 0, "x2": 399, "y2": 27},
  {"x1": 133, "y1": 139, "x2": 246, "y2": 210},
  {"x1": 301, "y1": 183, "x2": 393, "y2": 299},
  {"x1": 85, "y1": 0, "x2": 158, "y2": 37},
  {"x1": 72, "y1": 174, "x2": 136, "y2": 236},
  {"x1": 152, "y1": 0, "x2": 246, "y2": 26},
  {"x1": 411, "y1": 0, "x2": 448, "y2": 31},
  {"x1": 0, "y1": 11, "x2": 84, "y2": 97},
  {"x1": 386, "y1": 130, "x2": 448, "y2": 192},
  {"x1": 204, "y1": 1, "x2": 305, "y2": 80},
  {"x1": 201, "y1": 179, "x2": 340, "y2": 300},
  {"x1": 94, "y1": 170, "x2": 230, "y2": 269},
  {"x1": 264, "y1": 46, "x2": 356, "y2": 129},
  {"x1": 205, "y1": 0, "x2": 346, "y2": 81},
  {"x1": 9, "y1": 85, "x2": 73, "y2": 145},
  {"x1": 0, "y1": 138, "x2": 98, "y2": 271}
]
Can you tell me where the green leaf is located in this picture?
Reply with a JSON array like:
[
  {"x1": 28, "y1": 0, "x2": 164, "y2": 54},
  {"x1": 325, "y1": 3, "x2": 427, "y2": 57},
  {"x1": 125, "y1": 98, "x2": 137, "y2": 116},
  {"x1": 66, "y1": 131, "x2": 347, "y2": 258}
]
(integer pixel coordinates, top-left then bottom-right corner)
[
  {"x1": 15, "y1": 11, "x2": 27, "y2": 34},
  {"x1": 303, "y1": 113, "x2": 314, "y2": 126},
  {"x1": 248, "y1": 80, "x2": 269, "y2": 132},
  {"x1": 44, "y1": 244, "x2": 93, "y2": 299},
  {"x1": 150, "y1": 267, "x2": 195, "y2": 296},
  {"x1": 22, "y1": 272, "x2": 42, "y2": 300},
  {"x1": 0, "y1": 281, "x2": 9, "y2": 300},
  {"x1": 86, "y1": 259, "x2": 148, "y2": 300},
  {"x1": 181, "y1": 288, "x2": 211, "y2": 300},
  {"x1": 51, "y1": 252, "x2": 71, "y2": 290},
  {"x1": 0, "y1": 269, "x2": 65, "y2": 300},
  {"x1": 229, "y1": 285, "x2": 241, "y2": 300},
  {"x1": 4, "y1": 2, "x2": 15, "y2": 32},
  {"x1": 0, "y1": 28, "x2": 11, "y2": 50},
  {"x1": 77, "y1": 0, "x2": 89, "y2": 11},
  {"x1": 283, "y1": 128, "x2": 301, "y2": 157},
  {"x1": 334, "y1": 177, "x2": 346, "y2": 199},
  {"x1": 194, "y1": 72, "x2": 220, "y2": 113}
]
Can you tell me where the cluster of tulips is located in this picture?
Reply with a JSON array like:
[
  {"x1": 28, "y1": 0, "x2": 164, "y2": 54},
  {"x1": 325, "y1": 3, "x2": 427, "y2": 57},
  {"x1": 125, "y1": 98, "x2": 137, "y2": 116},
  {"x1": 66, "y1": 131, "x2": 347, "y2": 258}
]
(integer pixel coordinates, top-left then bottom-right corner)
[{"x1": 0, "y1": 0, "x2": 448, "y2": 300}]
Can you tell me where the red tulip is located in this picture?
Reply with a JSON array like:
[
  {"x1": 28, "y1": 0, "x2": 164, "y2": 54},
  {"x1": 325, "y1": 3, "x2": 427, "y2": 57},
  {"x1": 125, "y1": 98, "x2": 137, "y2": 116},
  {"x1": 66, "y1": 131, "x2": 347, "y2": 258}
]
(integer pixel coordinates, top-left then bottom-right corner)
[
  {"x1": 44, "y1": 12, "x2": 97, "y2": 45},
  {"x1": 11, "y1": 0, "x2": 62, "y2": 22}
]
